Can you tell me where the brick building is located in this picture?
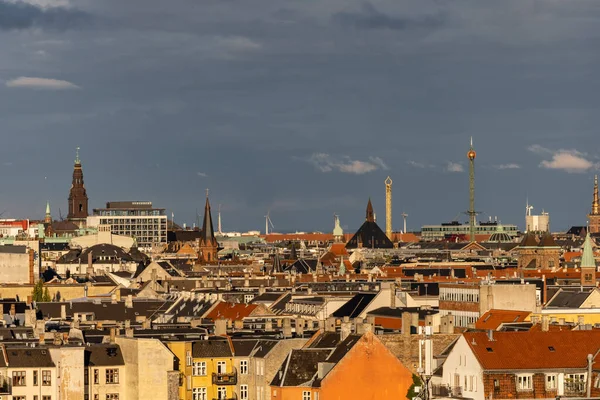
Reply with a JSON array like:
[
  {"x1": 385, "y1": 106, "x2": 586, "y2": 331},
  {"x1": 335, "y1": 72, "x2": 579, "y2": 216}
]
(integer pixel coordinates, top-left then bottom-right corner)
[{"x1": 438, "y1": 330, "x2": 600, "y2": 400}]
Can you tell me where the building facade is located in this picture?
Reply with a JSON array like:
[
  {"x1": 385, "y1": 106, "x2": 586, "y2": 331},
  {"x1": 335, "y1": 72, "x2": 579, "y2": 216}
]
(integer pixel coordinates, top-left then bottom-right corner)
[{"x1": 87, "y1": 202, "x2": 167, "y2": 251}]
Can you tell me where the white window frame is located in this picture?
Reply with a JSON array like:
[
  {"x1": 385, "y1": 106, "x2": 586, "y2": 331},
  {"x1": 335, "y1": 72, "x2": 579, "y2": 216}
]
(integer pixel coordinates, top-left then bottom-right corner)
[
  {"x1": 516, "y1": 374, "x2": 533, "y2": 391},
  {"x1": 545, "y1": 374, "x2": 557, "y2": 390},
  {"x1": 192, "y1": 387, "x2": 207, "y2": 400},
  {"x1": 193, "y1": 361, "x2": 207, "y2": 376},
  {"x1": 302, "y1": 391, "x2": 311, "y2": 400},
  {"x1": 240, "y1": 384, "x2": 248, "y2": 400},
  {"x1": 240, "y1": 360, "x2": 248, "y2": 375},
  {"x1": 186, "y1": 351, "x2": 192, "y2": 366},
  {"x1": 217, "y1": 386, "x2": 227, "y2": 400}
]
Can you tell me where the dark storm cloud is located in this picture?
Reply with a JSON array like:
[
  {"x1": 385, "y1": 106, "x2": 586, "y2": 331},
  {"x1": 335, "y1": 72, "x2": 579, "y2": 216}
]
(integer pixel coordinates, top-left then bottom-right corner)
[
  {"x1": 0, "y1": 0, "x2": 93, "y2": 31},
  {"x1": 332, "y1": 2, "x2": 443, "y2": 31}
]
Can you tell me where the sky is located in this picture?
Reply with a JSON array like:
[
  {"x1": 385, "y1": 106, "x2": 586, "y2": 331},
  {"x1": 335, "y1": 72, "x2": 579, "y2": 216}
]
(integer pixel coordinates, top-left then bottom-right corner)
[{"x1": 1, "y1": 0, "x2": 600, "y2": 233}]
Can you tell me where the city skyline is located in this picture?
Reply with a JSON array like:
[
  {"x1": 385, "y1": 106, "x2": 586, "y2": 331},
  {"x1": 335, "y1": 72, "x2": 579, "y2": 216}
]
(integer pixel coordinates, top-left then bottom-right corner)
[{"x1": 1, "y1": 0, "x2": 600, "y2": 231}]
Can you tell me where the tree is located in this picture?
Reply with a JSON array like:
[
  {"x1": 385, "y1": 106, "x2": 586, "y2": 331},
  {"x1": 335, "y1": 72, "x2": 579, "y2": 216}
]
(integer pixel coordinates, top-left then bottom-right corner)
[
  {"x1": 406, "y1": 374, "x2": 422, "y2": 400},
  {"x1": 31, "y1": 280, "x2": 44, "y2": 302},
  {"x1": 42, "y1": 287, "x2": 51, "y2": 302}
]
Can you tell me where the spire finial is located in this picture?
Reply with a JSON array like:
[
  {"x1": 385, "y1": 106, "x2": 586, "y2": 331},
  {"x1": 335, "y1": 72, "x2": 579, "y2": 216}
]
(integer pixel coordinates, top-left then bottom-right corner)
[
  {"x1": 206, "y1": 188, "x2": 209, "y2": 198},
  {"x1": 593, "y1": 175, "x2": 599, "y2": 215},
  {"x1": 75, "y1": 147, "x2": 80, "y2": 164}
]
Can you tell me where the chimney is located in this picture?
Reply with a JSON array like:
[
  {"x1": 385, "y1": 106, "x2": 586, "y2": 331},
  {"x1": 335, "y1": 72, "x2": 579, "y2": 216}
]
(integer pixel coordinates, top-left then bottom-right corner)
[
  {"x1": 109, "y1": 328, "x2": 116, "y2": 344},
  {"x1": 124, "y1": 320, "x2": 131, "y2": 329},
  {"x1": 111, "y1": 293, "x2": 117, "y2": 304},
  {"x1": 214, "y1": 319, "x2": 227, "y2": 336},
  {"x1": 39, "y1": 333, "x2": 45, "y2": 345},
  {"x1": 486, "y1": 330, "x2": 494, "y2": 341},
  {"x1": 60, "y1": 304, "x2": 67, "y2": 320},
  {"x1": 283, "y1": 318, "x2": 292, "y2": 338},
  {"x1": 258, "y1": 285, "x2": 266, "y2": 296},
  {"x1": 87, "y1": 251, "x2": 93, "y2": 276},
  {"x1": 125, "y1": 295, "x2": 133, "y2": 309},
  {"x1": 541, "y1": 315, "x2": 549, "y2": 332},
  {"x1": 390, "y1": 283, "x2": 396, "y2": 309},
  {"x1": 125, "y1": 328, "x2": 134, "y2": 338},
  {"x1": 325, "y1": 317, "x2": 336, "y2": 332},
  {"x1": 296, "y1": 319, "x2": 304, "y2": 336},
  {"x1": 265, "y1": 320, "x2": 273, "y2": 332},
  {"x1": 340, "y1": 321, "x2": 352, "y2": 341},
  {"x1": 402, "y1": 312, "x2": 412, "y2": 336}
]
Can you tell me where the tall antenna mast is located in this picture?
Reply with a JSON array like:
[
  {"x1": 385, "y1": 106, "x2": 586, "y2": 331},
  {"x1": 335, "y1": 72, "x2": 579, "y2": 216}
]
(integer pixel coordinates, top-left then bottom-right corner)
[{"x1": 467, "y1": 137, "x2": 477, "y2": 242}]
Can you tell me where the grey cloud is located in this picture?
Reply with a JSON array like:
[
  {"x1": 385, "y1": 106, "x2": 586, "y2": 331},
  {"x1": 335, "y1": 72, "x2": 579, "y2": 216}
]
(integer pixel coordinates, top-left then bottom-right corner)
[
  {"x1": 332, "y1": 2, "x2": 443, "y2": 31},
  {"x1": 0, "y1": 0, "x2": 93, "y2": 31}
]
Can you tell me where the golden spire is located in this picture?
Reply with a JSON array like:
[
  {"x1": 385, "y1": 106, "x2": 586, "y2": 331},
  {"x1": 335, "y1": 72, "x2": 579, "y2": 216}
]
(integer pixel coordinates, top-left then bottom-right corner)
[{"x1": 593, "y1": 175, "x2": 599, "y2": 215}]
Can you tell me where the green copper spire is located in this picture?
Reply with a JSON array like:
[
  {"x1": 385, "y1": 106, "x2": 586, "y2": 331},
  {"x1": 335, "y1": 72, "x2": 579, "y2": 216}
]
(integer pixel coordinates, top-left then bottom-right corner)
[
  {"x1": 581, "y1": 233, "x2": 596, "y2": 269},
  {"x1": 45, "y1": 201, "x2": 50, "y2": 215}
]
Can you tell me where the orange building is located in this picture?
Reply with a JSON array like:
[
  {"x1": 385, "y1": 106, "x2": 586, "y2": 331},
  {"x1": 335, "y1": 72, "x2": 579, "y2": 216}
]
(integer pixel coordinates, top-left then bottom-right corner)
[{"x1": 271, "y1": 331, "x2": 413, "y2": 400}]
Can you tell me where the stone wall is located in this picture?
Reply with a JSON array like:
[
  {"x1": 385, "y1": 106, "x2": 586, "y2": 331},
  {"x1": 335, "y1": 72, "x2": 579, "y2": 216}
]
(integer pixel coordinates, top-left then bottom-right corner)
[{"x1": 378, "y1": 333, "x2": 460, "y2": 373}]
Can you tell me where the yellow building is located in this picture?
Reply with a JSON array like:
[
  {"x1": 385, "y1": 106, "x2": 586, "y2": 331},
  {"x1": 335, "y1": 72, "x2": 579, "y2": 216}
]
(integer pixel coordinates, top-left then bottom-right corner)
[
  {"x1": 527, "y1": 287, "x2": 600, "y2": 325},
  {"x1": 167, "y1": 341, "x2": 193, "y2": 400},
  {"x1": 168, "y1": 339, "x2": 237, "y2": 400}
]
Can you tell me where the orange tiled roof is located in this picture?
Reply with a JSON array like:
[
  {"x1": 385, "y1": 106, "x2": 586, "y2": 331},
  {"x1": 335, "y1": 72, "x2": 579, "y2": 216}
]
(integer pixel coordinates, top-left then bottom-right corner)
[
  {"x1": 205, "y1": 302, "x2": 258, "y2": 321},
  {"x1": 475, "y1": 309, "x2": 530, "y2": 330},
  {"x1": 464, "y1": 330, "x2": 600, "y2": 370},
  {"x1": 329, "y1": 243, "x2": 349, "y2": 256}
]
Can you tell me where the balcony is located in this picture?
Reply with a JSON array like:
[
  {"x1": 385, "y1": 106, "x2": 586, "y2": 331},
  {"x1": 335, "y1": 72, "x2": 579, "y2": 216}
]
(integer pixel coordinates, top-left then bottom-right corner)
[
  {"x1": 564, "y1": 381, "x2": 586, "y2": 396},
  {"x1": 431, "y1": 384, "x2": 462, "y2": 398},
  {"x1": 212, "y1": 368, "x2": 237, "y2": 385},
  {"x1": 212, "y1": 394, "x2": 237, "y2": 400},
  {"x1": 0, "y1": 378, "x2": 11, "y2": 395}
]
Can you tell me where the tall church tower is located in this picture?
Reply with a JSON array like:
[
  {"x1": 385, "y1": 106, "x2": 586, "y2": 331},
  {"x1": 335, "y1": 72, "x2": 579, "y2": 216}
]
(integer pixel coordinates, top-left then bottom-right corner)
[
  {"x1": 67, "y1": 147, "x2": 89, "y2": 228},
  {"x1": 199, "y1": 191, "x2": 218, "y2": 263},
  {"x1": 588, "y1": 175, "x2": 600, "y2": 234}
]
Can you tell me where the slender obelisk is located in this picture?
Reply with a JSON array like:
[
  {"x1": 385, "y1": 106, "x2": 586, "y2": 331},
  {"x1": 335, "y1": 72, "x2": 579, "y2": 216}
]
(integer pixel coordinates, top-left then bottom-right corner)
[{"x1": 385, "y1": 176, "x2": 393, "y2": 241}]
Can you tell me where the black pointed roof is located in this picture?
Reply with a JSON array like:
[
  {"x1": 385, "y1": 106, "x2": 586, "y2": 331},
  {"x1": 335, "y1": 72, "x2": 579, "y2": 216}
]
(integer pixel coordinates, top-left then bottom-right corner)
[
  {"x1": 519, "y1": 232, "x2": 539, "y2": 247},
  {"x1": 200, "y1": 196, "x2": 217, "y2": 247},
  {"x1": 346, "y1": 199, "x2": 393, "y2": 249}
]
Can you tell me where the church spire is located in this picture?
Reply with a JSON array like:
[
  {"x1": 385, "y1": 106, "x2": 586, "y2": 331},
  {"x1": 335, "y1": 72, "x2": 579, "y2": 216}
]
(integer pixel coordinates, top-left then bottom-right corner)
[
  {"x1": 366, "y1": 198, "x2": 375, "y2": 222},
  {"x1": 592, "y1": 175, "x2": 599, "y2": 216},
  {"x1": 45, "y1": 201, "x2": 52, "y2": 224},
  {"x1": 67, "y1": 147, "x2": 89, "y2": 226},
  {"x1": 198, "y1": 190, "x2": 218, "y2": 262}
]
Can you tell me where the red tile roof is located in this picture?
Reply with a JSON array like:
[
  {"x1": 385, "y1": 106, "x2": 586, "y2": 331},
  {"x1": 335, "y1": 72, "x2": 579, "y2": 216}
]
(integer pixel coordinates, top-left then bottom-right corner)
[
  {"x1": 464, "y1": 330, "x2": 600, "y2": 370},
  {"x1": 475, "y1": 309, "x2": 530, "y2": 330},
  {"x1": 205, "y1": 302, "x2": 259, "y2": 321}
]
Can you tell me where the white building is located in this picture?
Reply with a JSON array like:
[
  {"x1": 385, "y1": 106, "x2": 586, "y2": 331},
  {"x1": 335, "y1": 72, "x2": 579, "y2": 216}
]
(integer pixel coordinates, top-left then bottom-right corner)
[{"x1": 87, "y1": 202, "x2": 167, "y2": 252}]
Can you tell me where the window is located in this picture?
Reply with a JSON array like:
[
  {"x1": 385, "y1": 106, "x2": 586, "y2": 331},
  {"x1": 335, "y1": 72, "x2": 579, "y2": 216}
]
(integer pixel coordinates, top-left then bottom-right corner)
[
  {"x1": 256, "y1": 359, "x2": 264, "y2": 376},
  {"x1": 94, "y1": 395, "x2": 99, "y2": 400},
  {"x1": 34, "y1": 370, "x2": 39, "y2": 385},
  {"x1": 13, "y1": 397, "x2": 25, "y2": 400},
  {"x1": 106, "y1": 395, "x2": 119, "y2": 400},
  {"x1": 240, "y1": 360, "x2": 248, "y2": 374},
  {"x1": 303, "y1": 391, "x2": 311, "y2": 400},
  {"x1": 192, "y1": 387, "x2": 207, "y2": 400},
  {"x1": 94, "y1": 369, "x2": 99, "y2": 384},
  {"x1": 106, "y1": 369, "x2": 119, "y2": 384},
  {"x1": 240, "y1": 384, "x2": 248, "y2": 400},
  {"x1": 217, "y1": 361, "x2": 226, "y2": 374},
  {"x1": 517, "y1": 375, "x2": 533, "y2": 391},
  {"x1": 493, "y1": 379, "x2": 500, "y2": 392},
  {"x1": 256, "y1": 386, "x2": 264, "y2": 400},
  {"x1": 186, "y1": 351, "x2": 192, "y2": 366},
  {"x1": 42, "y1": 370, "x2": 52, "y2": 386},
  {"x1": 13, "y1": 371, "x2": 26, "y2": 386},
  {"x1": 43, "y1": 396, "x2": 52, "y2": 400},
  {"x1": 84, "y1": 369, "x2": 89, "y2": 385},
  {"x1": 546, "y1": 374, "x2": 557, "y2": 390},
  {"x1": 193, "y1": 361, "x2": 206, "y2": 376},
  {"x1": 314, "y1": 393, "x2": 319, "y2": 400},
  {"x1": 217, "y1": 387, "x2": 227, "y2": 400},
  {"x1": 566, "y1": 374, "x2": 586, "y2": 393}
]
